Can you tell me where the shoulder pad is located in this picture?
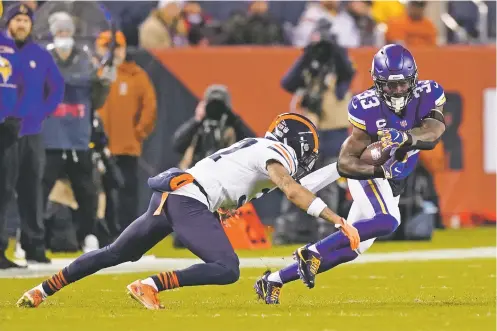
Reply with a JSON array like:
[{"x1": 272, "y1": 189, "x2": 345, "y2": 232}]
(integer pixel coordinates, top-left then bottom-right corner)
[
  {"x1": 348, "y1": 89, "x2": 380, "y2": 131},
  {"x1": 267, "y1": 142, "x2": 299, "y2": 175},
  {"x1": 414, "y1": 80, "x2": 446, "y2": 108}
]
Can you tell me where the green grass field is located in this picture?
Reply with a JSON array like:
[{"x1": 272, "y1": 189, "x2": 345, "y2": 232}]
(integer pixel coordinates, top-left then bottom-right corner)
[{"x1": 1, "y1": 227, "x2": 495, "y2": 331}]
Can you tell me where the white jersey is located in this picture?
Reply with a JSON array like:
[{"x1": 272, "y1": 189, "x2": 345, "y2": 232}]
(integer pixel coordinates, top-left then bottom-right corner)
[{"x1": 171, "y1": 138, "x2": 299, "y2": 212}]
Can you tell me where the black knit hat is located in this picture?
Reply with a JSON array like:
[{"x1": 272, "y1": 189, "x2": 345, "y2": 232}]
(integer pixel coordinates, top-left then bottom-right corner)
[{"x1": 5, "y1": 3, "x2": 34, "y2": 25}]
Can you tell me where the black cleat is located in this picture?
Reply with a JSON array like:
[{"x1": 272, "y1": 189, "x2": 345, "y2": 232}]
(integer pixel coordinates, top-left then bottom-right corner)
[
  {"x1": 0, "y1": 255, "x2": 26, "y2": 269},
  {"x1": 25, "y1": 252, "x2": 51, "y2": 264},
  {"x1": 254, "y1": 270, "x2": 282, "y2": 304},
  {"x1": 294, "y1": 245, "x2": 322, "y2": 289}
]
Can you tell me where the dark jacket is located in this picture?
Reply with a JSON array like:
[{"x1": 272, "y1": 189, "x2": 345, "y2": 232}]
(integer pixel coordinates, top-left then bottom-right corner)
[
  {"x1": 14, "y1": 38, "x2": 65, "y2": 136},
  {"x1": 281, "y1": 44, "x2": 355, "y2": 100},
  {"x1": 173, "y1": 113, "x2": 252, "y2": 164},
  {"x1": 42, "y1": 46, "x2": 110, "y2": 150}
]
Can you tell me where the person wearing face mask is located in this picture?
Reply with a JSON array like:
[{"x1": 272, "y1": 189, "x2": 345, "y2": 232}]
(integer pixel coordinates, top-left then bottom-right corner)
[
  {"x1": 0, "y1": 3, "x2": 64, "y2": 266},
  {"x1": 41, "y1": 11, "x2": 113, "y2": 253},
  {"x1": 94, "y1": 30, "x2": 157, "y2": 232}
]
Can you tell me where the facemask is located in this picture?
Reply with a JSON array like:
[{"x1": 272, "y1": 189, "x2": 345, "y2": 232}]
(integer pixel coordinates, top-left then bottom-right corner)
[{"x1": 54, "y1": 37, "x2": 74, "y2": 51}]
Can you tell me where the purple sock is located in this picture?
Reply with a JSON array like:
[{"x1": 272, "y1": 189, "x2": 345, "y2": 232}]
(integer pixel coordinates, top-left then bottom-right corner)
[
  {"x1": 315, "y1": 213, "x2": 398, "y2": 254},
  {"x1": 279, "y1": 247, "x2": 359, "y2": 284}
]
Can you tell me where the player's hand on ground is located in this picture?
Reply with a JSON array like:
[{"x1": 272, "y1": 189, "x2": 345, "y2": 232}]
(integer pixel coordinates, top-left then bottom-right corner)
[
  {"x1": 336, "y1": 218, "x2": 360, "y2": 250},
  {"x1": 378, "y1": 128, "x2": 409, "y2": 148},
  {"x1": 381, "y1": 155, "x2": 408, "y2": 179}
]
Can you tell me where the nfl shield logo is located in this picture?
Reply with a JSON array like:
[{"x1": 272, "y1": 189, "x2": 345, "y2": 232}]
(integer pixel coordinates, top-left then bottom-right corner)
[{"x1": 400, "y1": 120, "x2": 408, "y2": 128}]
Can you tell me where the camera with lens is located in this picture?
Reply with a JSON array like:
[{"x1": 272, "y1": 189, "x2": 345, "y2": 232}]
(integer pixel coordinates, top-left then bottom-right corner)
[
  {"x1": 304, "y1": 18, "x2": 337, "y2": 75},
  {"x1": 205, "y1": 99, "x2": 230, "y2": 121},
  {"x1": 300, "y1": 18, "x2": 338, "y2": 117},
  {"x1": 200, "y1": 85, "x2": 235, "y2": 156}
]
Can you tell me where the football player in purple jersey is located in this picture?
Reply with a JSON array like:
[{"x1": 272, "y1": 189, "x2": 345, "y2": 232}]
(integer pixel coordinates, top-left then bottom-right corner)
[{"x1": 256, "y1": 44, "x2": 446, "y2": 304}]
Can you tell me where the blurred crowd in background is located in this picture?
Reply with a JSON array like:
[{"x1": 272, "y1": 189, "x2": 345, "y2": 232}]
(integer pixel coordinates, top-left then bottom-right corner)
[
  {"x1": 0, "y1": 0, "x2": 495, "y2": 269},
  {"x1": 15, "y1": 0, "x2": 497, "y2": 48}
]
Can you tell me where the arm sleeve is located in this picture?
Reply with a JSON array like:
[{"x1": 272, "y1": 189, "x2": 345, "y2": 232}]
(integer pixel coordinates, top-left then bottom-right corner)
[
  {"x1": 172, "y1": 117, "x2": 203, "y2": 153},
  {"x1": 256, "y1": 143, "x2": 298, "y2": 177},
  {"x1": 134, "y1": 71, "x2": 157, "y2": 140},
  {"x1": 42, "y1": 52, "x2": 65, "y2": 117},
  {"x1": 299, "y1": 162, "x2": 340, "y2": 194}
]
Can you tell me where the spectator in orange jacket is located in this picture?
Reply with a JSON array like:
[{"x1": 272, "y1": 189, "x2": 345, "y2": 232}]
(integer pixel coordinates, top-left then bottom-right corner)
[
  {"x1": 95, "y1": 30, "x2": 157, "y2": 230},
  {"x1": 385, "y1": 1, "x2": 437, "y2": 46}
]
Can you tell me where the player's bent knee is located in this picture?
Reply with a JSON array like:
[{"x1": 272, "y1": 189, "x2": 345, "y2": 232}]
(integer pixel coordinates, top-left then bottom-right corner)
[
  {"x1": 218, "y1": 254, "x2": 240, "y2": 284},
  {"x1": 222, "y1": 265, "x2": 240, "y2": 284},
  {"x1": 372, "y1": 213, "x2": 399, "y2": 237}
]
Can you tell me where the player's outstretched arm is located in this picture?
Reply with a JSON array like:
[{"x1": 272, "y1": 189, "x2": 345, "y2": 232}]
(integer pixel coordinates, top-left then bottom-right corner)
[
  {"x1": 337, "y1": 127, "x2": 384, "y2": 179},
  {"x1": 267, "y1": 160, "x2": 360, "y2": 249}
]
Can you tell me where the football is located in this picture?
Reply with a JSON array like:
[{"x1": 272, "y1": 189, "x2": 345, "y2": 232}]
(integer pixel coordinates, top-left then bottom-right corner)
[{"x1": 360, "y1": 141, "x2": 391, "y2": 166}]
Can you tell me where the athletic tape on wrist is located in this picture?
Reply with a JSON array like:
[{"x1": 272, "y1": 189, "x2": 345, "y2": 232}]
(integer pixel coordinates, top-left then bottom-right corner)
[{"x1": 307, "y1": 198, "x2": 327, "y2": 218}]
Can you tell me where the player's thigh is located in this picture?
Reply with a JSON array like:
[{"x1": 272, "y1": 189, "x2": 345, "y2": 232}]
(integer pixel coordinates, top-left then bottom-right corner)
[
  {"x1": 110, "y1": 192, "x2": 173, "y2": 260},
  {"x1": 166, "y1": 194, "x2": 238, "y2": 265},
  {"x1": 347, "y1": 178, "x2": 400, "y2": 223}
]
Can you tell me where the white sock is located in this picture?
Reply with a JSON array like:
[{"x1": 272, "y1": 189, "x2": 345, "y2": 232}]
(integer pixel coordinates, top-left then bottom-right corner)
[
  {"x1": 141, "y1": 277, "x2": 158, "y2": 291},
  {"x1": 35, "y1": 284, "x2": 47, "y2": 299},
  {"x1": 308, "y1": 244, "x2": 320, "y2": 254},
  {"x1": 267, "y1": 271, "x2": 282, "y2": 284}
]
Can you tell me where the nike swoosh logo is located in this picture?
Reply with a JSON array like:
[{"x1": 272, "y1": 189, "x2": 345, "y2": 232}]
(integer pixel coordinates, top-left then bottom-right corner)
[
  {"x1": 393, "y1": 132, "x2": 400, "y2": 141},
  {"x1": 352, "y1": 101, "x2": 357, "y2": 109},
  {"x1": 394, "y1": 168, "x2": 401, "y2": 173}
]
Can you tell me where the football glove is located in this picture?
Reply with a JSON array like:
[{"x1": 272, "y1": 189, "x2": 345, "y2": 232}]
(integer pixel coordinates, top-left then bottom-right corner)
[
  {"x1": 335, "y1": 218, "x2": 360, "y2": 250},
  {"x1": 381, "y1": 155, "x2": 408, "y2": 179},
  {"x1": 378, "y1": 128, "x2": 410, "y2": 149}
]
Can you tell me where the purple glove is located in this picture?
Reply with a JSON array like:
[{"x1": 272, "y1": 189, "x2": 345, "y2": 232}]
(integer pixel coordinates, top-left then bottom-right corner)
[{"x1": 381, "y1": 155, "x2": 408, "y2": 179}]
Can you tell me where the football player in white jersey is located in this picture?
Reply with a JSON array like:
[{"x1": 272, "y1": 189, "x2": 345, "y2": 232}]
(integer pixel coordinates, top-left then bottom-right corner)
[{"x1": 17, "y1": 113, "x2": 360, "y2": 310}]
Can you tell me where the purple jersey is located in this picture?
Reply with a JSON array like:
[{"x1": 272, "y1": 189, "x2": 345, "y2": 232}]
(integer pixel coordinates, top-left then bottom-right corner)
[
  {"x1": 0, "y1": 33, "x2": 22, "y2": 121},
  {"x1": 348, "y1": 80, "x2": 446, "y2": 179}
]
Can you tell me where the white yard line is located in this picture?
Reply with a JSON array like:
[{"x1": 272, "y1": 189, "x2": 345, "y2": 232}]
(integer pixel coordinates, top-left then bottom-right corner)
[{"x1": 0, "y1": 247, "x2": 495, "y2": 279}]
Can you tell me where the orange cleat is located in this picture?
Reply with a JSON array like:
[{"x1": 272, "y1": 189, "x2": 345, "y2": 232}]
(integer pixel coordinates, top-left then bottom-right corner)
[
  {"x1": 126, "y1": 280, "x2": 164, "y2": 310},
  {"x1": 16, "y1": 289, "x2": 45, "y2": 308}
]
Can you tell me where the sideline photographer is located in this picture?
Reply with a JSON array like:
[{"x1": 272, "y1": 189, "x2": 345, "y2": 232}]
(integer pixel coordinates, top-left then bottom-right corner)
[
  {"x1": 172, "y1": 84, "x2": 250, "y2": 248},
  {"x1": 173, "y1": 84, "x2": 250, "y2": 170},
  {"x1": 274, "y1": 19, "x2": 356, "y2": 244}
]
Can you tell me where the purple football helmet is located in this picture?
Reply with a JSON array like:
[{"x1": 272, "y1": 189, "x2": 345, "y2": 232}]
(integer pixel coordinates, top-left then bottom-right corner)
[{"x1": 371, "y1": 44, "x2": 418, "y2": 114}]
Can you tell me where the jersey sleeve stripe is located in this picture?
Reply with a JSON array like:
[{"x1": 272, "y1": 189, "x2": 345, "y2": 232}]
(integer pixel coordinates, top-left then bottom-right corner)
[
  {"x1": 278, "y1": 143, "x2": 298, "y2": 173},
  {"x1": 268, "y1": 146, "x2": 292, "y2": 173},
  {"x1": 349, "y1": 117, "x2": 366, "y2": 130},
  {"x1": 435, "y1": 93, "x2": 446, "y2": 107},
  {"x1": 274, "y1": 144, "x2": 295, "y2": 173},
  {"x1": 348, "y1": 113, "x2": 366, "y2": 125}
]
